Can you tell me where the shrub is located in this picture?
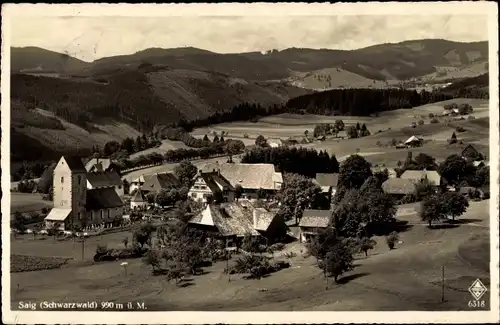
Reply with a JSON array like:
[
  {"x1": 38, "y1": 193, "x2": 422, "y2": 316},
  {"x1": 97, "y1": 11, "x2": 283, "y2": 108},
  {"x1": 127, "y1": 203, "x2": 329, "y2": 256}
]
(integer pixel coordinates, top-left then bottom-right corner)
[
  {"x1": 11, "y1": 254, "x2": 71, "y2": 272},
  {"x1": 385, "y1": 231, "x2": 399, "y2": 250},
  {"x1": 428, "y1": 113, "x2": 435, "y2": 118},
  {"x1": 430, "y1": 118, "x2": 440, "y2": 124},
  {"x1": 417, "y1": 120, "x2": 424, "y2": 126},
  {"x1": 467, "y1": 115, "x2": 476, "y2": 120},
  {"x1": 456, "y1": 126, "x2": 466, "y2": 133},
  {"x1": 243, "y1": 134, "x2": 249, "y2": 138}
]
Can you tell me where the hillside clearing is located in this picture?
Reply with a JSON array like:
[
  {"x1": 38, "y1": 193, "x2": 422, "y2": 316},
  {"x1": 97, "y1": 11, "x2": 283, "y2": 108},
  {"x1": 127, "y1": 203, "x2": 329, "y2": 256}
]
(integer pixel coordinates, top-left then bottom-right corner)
[{"x1": 11, "y1": 193, "x2": 52, "y2": 215}]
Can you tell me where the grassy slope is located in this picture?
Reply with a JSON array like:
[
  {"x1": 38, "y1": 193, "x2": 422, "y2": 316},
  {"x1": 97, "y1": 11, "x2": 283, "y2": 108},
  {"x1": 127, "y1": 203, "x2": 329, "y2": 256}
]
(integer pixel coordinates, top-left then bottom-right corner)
[{"x1": 11, "y1": 67, "x2": 309, "y2": 162}]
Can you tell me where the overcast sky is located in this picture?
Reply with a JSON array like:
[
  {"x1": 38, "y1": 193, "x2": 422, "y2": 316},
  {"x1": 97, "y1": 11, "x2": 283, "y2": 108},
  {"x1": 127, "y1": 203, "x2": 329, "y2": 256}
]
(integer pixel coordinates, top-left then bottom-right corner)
[{"x1": 11, "y1": 15, "x2": 488, "y2": 62}]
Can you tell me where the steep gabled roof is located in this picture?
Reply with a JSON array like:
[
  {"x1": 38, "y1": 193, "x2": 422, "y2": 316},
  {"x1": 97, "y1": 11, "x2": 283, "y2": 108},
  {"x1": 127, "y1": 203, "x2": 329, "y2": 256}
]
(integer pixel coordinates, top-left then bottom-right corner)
[
  {"x1": 405, "y1": 135, "x2": 423, "y2": 144},
  {"x1": 86, "y1": 188, "x2": 124, "y2": 210},
  {"x1": 382, "y1": 178, "x2": 417, "y2": 195},
  {"x1": 299, "y1": 209, "x2": 332, "y2": 228},
  {"x1": 87, "y1": 171, "x2": 122, "y2": 187},
  {"x1": 314, "y1": 173, "x2": 339, "y2": 187},
  {"x1": 201, "y1": 163, "x2": 282, "y2": 190},
  {"x1": 141, "y1": 173, "x2": 180, "y2": 192},
  {"x1": 196, "y1": 172, "x2": 235, "y2": 193},
  {"x1": 62, "y1": 156, "x2": 86, "y2": 173},
  {"x1": 131, "y1": 189, "x2": 147, "y2": 203},
  {"x1": 85, "y1": 158, "x2": 113, "y2": 172}
]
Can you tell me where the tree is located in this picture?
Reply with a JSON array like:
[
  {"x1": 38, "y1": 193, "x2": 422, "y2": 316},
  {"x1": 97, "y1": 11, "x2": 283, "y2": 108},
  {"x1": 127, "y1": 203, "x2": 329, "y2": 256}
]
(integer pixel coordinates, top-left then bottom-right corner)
[
  {"x1": 359, "y1": 124, "x2": 370, "y2": 137},
  {"x1": 385, "y1": 231, "x2": 399, "y2": 249},
  {"x1": 304, "y1": 130, "x2": 309, "y2": 137},
  {"x1": 255, "y1": 135, "x2": 267, "y2": 147},
  {"x1": 133, "y1": 222, "x2": 156, "y2": 248},
  {"x1": 469, "y1": 166, "x2": 489, "y2": 188},
  {"x1": 306, "y1": 227, "x2": 339, "y2": 261},
  {"x1": 12, "y1": 212, "x2": 26, "y2": 236},
  {"x1": 277, "y1": 173, "x2": 321, "y2": 224},
  {"x1": 420, "y1": 194, "x2": 444, "y2": 227},
  {"x1": 121, "y1": 137, "x2": 135, "y2": 154},
  {"x1": 322, "y1": 241, "x2": 355, "y2": 283},
  {"x1": 449, "y1": 132, "x2": 458, "y2": 144},
  {"x1": 174, "y1": 160, "x2": 198, "y2": 187},
  {"x1": 346, "y1": 126, "x2": 358, "y2": 139},
  {"x1": 359, "y1": 237, "x2": 377, "y2": 257},
  {"x1": 203, "y1": 134, "x2": 209, "y2": 142},
  {"x1": 329, "y1": 155, "x2": 340, "y2": 173},
  {"x1": 122, "y1": 237, "x2": 129, "y2": 248},
  {"x1": 373, "y1": 169, "x2": 389, "y2": 186},
  {"x1": 334, "y1": 120, "x2": 345, "y2": 131},
  {"x1": 413, "y1": 153, "x2": 438, "y2": 170},
  {"x1": 355, "y1": 122, "x2": 361, "y2": 130},
  {"x1": 337, "y1": 154, "x2": 373, "y2": 192},
  {"x1": 37, "y1": 163, "x2": 56, "y2": 194},
  {"x1": 441, "y1": 192, "x2": 469, "y2": 221},
  {"x1": 413, "y1": 178, "x2": 435, "y2": 201},
  {"x1": 142, "y1": 249, "x2": 162, "y2": 273},
  {"x1": 439, "y1": 154, "x2": 468, "y2": 185},
  {"x1": 104, "y1": 141, "x2": 121, "y2": 156}
]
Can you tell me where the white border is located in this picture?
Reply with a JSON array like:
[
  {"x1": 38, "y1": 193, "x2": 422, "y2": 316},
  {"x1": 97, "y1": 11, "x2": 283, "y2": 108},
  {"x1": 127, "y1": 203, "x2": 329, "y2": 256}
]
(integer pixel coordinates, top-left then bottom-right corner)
[{"x1": 1, "y1": 2, "x2": 499, "y2": 324}]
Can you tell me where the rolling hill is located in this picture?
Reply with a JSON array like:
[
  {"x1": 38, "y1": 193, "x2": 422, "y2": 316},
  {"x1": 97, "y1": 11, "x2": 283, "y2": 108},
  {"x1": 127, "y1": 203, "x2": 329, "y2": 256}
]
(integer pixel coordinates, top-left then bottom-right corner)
[
  {"x1": 12, "y1": 39, "x2": 488, "y2": 82},
  {"x1": 10, "y1": 65, "x2": 310, "y2": 162},
  {"x1": 10, "y1": 38, "x2": 489, "y2": 162}
]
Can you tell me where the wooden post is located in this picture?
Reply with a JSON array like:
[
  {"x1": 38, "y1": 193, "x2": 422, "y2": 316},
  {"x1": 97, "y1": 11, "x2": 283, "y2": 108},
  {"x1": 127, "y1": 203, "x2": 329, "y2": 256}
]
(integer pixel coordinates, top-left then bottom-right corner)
[
  {"x1": 81, "y1": 237, "x2": 85, "y2": 260},
  {"x1": 441, "y1": 265, "x2": 445, "y2": 302}
]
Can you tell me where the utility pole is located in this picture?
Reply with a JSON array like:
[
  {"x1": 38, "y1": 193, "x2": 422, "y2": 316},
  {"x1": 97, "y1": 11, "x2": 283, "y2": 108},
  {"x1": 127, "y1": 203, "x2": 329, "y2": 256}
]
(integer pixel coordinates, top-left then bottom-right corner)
[
  {"x1": 82, "y1": 236, "x2": 85, "y2": 261},
  {"x1": 441, "y1": 265, "x2": 445, "y2": 302}
]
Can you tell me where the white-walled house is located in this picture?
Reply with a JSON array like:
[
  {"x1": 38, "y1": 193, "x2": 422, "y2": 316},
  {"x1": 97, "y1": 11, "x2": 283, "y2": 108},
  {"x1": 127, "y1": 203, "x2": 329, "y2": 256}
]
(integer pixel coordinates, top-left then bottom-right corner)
[
  {"x1": 200, "y1": 163, "x2": 283, "y2": 200},
  {"x1": 188, "y1": 171, "x2": 235, "y2": 204},
  {"x1": 130, "y1": 189, "x2": 148, "y2": 210},
  {"x1": 44, "y1": 156, "x2": 124, "y2": 231}
]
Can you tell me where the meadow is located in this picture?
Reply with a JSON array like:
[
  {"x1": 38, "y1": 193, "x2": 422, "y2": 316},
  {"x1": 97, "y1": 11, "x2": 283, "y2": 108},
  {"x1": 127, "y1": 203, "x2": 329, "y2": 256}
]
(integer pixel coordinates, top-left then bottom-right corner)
[{"x1": 10, "y1": 200, "x2": 490, "y2": 311}]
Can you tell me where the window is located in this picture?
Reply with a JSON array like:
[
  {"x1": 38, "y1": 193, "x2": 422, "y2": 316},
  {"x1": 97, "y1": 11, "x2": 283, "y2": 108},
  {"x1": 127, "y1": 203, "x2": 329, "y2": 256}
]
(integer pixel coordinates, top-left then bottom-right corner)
[
  {"x1": 90, "y1": 212, "x2": 93, "y2": 221},
  {"x1": 61, "y1": 176, "x2": 64, "y2": 184},
  {"x1": 107, "y1": 209, "x2": 110, "y2": 219},
  {"x1": 78, "y1": 212, "x2": 81, "y2": 220},
  {"x1": 118, "y1": 185, "x2": 122, "y2": 189},
  {"x1": 100, "y1": 210, "x2": 103, "y2": 219},
  {"x1": 191, "y1": 193, "x2": 197, "y2": 198},
  {"x1": 77, "y1": 175, "x2": 81, "y2": 185}
]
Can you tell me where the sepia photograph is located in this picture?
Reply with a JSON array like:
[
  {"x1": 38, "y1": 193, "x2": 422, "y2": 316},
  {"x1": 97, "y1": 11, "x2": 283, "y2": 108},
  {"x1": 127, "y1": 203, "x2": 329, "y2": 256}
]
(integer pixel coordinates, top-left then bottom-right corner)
[{"x1": 1, "y1": 2, "x2": 499, "y2": 324}]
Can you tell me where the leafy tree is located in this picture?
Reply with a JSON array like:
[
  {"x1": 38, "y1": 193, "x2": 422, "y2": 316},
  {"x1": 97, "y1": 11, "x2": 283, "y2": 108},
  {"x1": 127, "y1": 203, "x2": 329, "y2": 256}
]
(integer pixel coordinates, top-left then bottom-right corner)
[
  {"x1": 346, "y1": 126, "x2": 358, "y2": 139},
  {"x1": 104, "y1": 141, "x2": 121, "y2": 156},
  {"x1": 278, "y1": 173, "x2": 321, "y2": 224},
  {"x1": 255, "y1": 135, "x2": 267, "y2": 147},
  {"x1": 142, "y1": 249, "x2": 162, "y2": 273},
  {"x1": 12, "y1": 212, "x2": 27, "y2": 235},
  {"x1": 359, "y1": 237, "x2": 377, "y2": 257},
  {"x1": 385, "y1": 231, "x2": 399, "y2": 249},
  {"x1": 413, "y1": 153, "x2": 438, "y2": 170},
  {"x1": 438, "y1": 154, "x2": 468, "y2": 185},
  {"x1": 241, "y1": 233, "x2": 262, "y2": 253},
  {"x1": 441, "y1": 192, "x2": 469, "y2": 221},
  {"x1": 322, "y1": 241, "x2": 355, "y2": 283},
  {"x1": 420, "y1": 194, "x2": 444, "y2": 227},
  {"x1": 155, "y1": 188, "x2": 181, "y2": 207},
  {"x1": 304, "y1": 130, "x2": 309, "y2": 137},
  {"x1": 334, "y1": 120, "x2": 345, "y2": 131},
  {"x1": 306, "y1": 227, "x2": 339, "y2": 261},
  {"x1": 337, "y1": 154, "x2": 373, "y2": 193},
  {"x1": 413, "y1": 178, "x2": 435, "y2": 201},
  {"x1": 174, "y1": 160, "x2": 198, "y2": 187},
  {"x1": 373, "y1": 169, "x2": 389, "y2": 186},
  {"x1": 121, "y1": 137, "x2": 135, "y2": 154},
  {"x1": 469, "y1": 166, "x2": 489, "y2": 187},
  {"x1": 133, "y1": 222, "x2": 156, "y2": 248}
]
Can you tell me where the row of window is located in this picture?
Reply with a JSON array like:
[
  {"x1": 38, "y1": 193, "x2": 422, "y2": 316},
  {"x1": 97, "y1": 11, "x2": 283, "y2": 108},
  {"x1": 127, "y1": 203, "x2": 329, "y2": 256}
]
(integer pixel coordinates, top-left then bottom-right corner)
[{"x1": 193, "y1": 185, "x2": 207, "y2": 190}]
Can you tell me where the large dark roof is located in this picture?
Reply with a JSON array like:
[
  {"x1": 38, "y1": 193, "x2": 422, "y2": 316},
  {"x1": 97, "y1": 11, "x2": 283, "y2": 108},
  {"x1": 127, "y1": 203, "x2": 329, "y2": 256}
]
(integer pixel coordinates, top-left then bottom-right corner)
[
  {"x1": 62, "y1": 156, "x2": 86, "y2": 173},
  {"x1": 141, "y1": 173, "x2": 180, "y2": 192},
  {"x1": 315, "y1": 173, "x2": 339, "y2": 187},
  {"x1": 87, "y1": 171, "x2": 122, "y2": 187},
  {"x1": 199, "y1": 172, "x2": 234, "y2": 193},
  {"x1": 86, "y1": 188, "x2": 124, "y2": 210}
]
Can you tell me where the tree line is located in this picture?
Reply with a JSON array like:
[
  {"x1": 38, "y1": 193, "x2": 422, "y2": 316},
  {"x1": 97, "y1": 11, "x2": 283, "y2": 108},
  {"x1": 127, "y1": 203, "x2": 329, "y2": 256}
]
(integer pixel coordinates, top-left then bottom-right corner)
[
  {"x1": 241, "y1": 147, "x2": 339, "y2": 178},
  {"x1": 285, "y1": 88, "x2": 452, "y2": 116}
]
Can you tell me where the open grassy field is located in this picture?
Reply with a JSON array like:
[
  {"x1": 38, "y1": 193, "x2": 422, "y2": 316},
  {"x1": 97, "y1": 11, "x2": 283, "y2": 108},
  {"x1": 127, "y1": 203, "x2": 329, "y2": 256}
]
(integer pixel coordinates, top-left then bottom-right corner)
[
  {"x1": 129, "y1": 139, "x2": 189, "y2": 160},
  {"x1": 10, "y1": 193, "x2": 52, "y2": 215},
  {"x1": 10, "y1": 200, "x2": 490, "y2": 311}
]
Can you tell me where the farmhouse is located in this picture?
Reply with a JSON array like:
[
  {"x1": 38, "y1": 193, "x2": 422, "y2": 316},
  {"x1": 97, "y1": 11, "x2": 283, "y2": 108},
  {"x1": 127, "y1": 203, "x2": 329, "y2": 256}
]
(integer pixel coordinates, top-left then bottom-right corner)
[
  {"x1": 461, "y1": 144, "x2": 485, "y2": 161},
  {"x1": 404, "y1": 135, "x2": 423, "y2": 148},
  {"x1": 86, "y1": 171, "x2": 124, "y2": 197},
  {"x1": 85, "y1": 158, "x2": 120, "y2": 173},
  {"x1": 313, "y1": 173, "x2": 339, "y2": 198},
  {"x1": 201, "y1": 163, "x2": 283, "y2": 200},
  {"x1": 45, "y1": 156, "x2": 124, "y2": 231},
  {"x1": 188, "y1": 200, "x2": 286, "y2": 246},
  {"x1": 268, "y1": 138, "x2": 284, "y2": 148},
  {"x1": 130, "y1": 189, "x2": 148, "y2": 210},
  {"x1": 381, "y1": 178, "x2": 417, "y2": 200},
  {"x1": 400, "y1": 170, "x2": 442, "y2": 186},
  {"x1": 140, "y1": 172, "x2": 180, "y2": 194},
  {"x1": 298, "y1": 209, "x2": 332, "y2": 243},
  {"x1": 188, "y1": 171, "x2": 235, "y2": 204},
  {"x1": 129, "y1": 175, "x2": 149, "y2": 195}
]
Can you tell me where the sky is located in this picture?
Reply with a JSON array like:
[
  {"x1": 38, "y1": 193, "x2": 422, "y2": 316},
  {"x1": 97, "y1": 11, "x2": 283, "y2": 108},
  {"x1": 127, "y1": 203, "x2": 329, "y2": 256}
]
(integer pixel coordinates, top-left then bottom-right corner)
[{"x1": 10, "y1": 15, "x2": 489, "y2": 62}]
